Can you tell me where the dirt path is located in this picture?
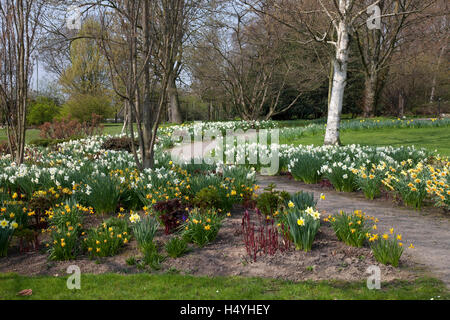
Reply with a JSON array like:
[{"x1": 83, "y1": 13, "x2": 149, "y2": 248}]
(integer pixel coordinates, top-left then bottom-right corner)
[
  {"x1": 169, "y1": 134, "x2": 450, "y2": 288},
  {"x1": 257, "y1": 175, "x2": 450, "y2": 288}
]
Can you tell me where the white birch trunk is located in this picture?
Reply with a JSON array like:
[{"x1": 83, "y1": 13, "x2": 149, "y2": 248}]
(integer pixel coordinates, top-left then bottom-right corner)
[{"x1": 324, "y1": 9, "x2": 350, "y2": 145}]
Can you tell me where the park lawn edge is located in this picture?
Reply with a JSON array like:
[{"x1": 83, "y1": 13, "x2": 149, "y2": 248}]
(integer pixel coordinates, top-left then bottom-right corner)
[{"x1": 0, "y1": 272, "x2": 448, "y2": 300}]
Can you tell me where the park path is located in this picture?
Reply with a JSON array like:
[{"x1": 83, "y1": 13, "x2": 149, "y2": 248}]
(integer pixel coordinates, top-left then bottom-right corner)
[{"x1": 169, "y1": 134, "x2": 450, "y2": 288}]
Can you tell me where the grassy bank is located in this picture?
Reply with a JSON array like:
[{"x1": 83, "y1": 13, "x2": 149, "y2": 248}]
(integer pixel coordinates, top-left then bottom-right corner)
[{"x1": 0, "y1": 273, "x2": 447, "y2": 300}]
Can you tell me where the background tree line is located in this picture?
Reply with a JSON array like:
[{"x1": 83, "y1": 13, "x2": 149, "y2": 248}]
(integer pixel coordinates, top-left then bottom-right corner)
[{"x1": 0, "y1": 0, "x2": 448, "y2": 164}]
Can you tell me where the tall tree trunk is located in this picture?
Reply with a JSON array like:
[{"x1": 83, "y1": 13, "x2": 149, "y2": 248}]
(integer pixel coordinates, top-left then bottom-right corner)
[
  {"x1": 398, "y1": 91, "x2": 405, "y2": 118},
  {"x1": 324, "y1": 17, "x2": 350, "y2": 146},
  {"x1": 167, "y1": 73, "x2": 182, "y2": 123},
  {"x1": 429, "y1": 41, "x2": 446, "y2": 103},
  {"x1": 363, "y1": 69, "x2": 377, "y2": 117}
]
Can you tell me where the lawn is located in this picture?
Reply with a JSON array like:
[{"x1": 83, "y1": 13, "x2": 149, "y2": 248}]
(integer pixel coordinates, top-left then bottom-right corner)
[
  {"x1": 0, "y1": 273, "x2": 447, "y2": 300},
  {"x1": 280, "y1": 126, "x2": 450, "y2": 156}
]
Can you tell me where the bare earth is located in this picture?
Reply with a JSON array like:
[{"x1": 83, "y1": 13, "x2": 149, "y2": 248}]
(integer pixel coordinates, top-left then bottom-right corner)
[{"x1": 0, "y1": 206, "x2": 418, "y2": 284}]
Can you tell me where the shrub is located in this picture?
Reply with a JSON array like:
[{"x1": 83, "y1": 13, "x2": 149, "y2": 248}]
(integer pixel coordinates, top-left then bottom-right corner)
[
  {"x1": 182, "y1": 208, "x2": 223, "y2": 247},
  {"x1": 28, "y1": 96, "x2": 60, "y2": 126},
  {"x1": 101, "y1": 136, "x2": 138, "y2": 153},
  {"x1": 369, "y1": 230, "x2": 407, "y2": 267},
  {"x1": 0, "y1": 141, "x2": 10, "y2": 155},
  {"x1": 40, "y1": 114, "x2": 103, "y2": 140},
  {"x1": 255, "y1": 183, "x2": 290, "y2": 216},
  {"x1": 165, "y1": 236, "x2": 188, "y2": 258},
  {"x1": 191, "y1": 187, "x2": 222, "y2": 209},
  {"x1": 61, "y1": 94, "x2": 113, "y2": 123},
  {"x1": 153, "y1": 199, "x2": 190, "y2": 234},
  {"x1": 284, "y1": 206, "x2": 320, "y2": 252},
  {"x1": 28, "y1": 139, "x2": 63, "y2": 148},
  {"x1": 325, "y1": 210, "x2": 374, "y2": 247}
]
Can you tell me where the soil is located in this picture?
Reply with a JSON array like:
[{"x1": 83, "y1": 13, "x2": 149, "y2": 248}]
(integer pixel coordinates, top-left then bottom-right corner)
[{"x1": 0, "y1": 206, "x2": 419, "y2": 284}]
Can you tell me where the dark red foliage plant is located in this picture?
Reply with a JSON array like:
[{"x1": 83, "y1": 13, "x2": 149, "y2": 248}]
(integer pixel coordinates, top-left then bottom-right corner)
[
  {"x1": 241, "y1": 209, "x2": 291, "y2": 262},
  {"x1": 39, "y1": 114, "x2": 103, "y2": 140},
  {"x1": 152, "y1": 199, "x2": 191, "y2": 234}
]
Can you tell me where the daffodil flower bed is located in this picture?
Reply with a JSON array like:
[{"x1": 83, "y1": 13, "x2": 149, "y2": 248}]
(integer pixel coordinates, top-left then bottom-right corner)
[
  {"x1": 324, "y1": 210, "x2": 376, "y2": 247},
  {"x1": 83, "y1": 219, "x2": 130, "y2": 258},
  {"x1": 182, "y1": 208, "x2": 224, "y2": 248},
  {"x1": 284, "y1": 205, "x2": 321, "y2": 252},
  {"x1": 281, "y1": 144, "x2": 449, "y2": 210},
  {"x1": 0, "y1": 218, "x2": 18, "y2": 257},
  {"x1": 46, "y1": 202, "x2": 87, "y2": 261},
  {"x1": 369, "y1": 229, "x2": 412, "y2": 267}
]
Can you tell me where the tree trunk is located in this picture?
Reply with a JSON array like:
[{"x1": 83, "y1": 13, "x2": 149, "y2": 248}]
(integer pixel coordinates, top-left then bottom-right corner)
[
  {"x1": 398, "y1": 91, "x2": 404, "y2": 118},
  {"x1": 167, "y1": 73, "x2": 182, "y2": 124},
  {"x1": 324, "y1": 17, "x2": 350, "y2": 146},
  {"x1": 429, "y1": 41, "x2": 446, "y2": 103},
  {"x1": 363, "y1": 70, "x2": 377, "y2": 117}
]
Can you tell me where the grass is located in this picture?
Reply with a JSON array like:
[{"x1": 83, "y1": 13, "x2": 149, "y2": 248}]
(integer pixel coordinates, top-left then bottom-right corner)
[
  {"x1": 0, "y1": 273, "x2": 447, "y2": 300},
  {"x1": 0, "y1": 122, "x2": 179, "y2": 144},
  {"x1": 280, "y1": 126, "x2": 450, "y2": 156},
  {"x1": 2, "y1": 120, "x2": 448, "y2": 156}
]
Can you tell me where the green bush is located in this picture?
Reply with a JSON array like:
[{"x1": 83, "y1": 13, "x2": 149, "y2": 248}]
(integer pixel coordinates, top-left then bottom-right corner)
[
  {"x1": 60, "y1": 93, "x2": 113, "y2": 122},
  {"x1": 28, "y1": 97, "x2": 60, "y2": 125},
  {"x1": 191, "y1": 187, "x2": 222, "y2": 209},
  {"x1": 29, "y1": 139, "x2": 63, "y2": 148},
  {"x1": 256, "y1": 183, "x2": 290, "y2": 216}
]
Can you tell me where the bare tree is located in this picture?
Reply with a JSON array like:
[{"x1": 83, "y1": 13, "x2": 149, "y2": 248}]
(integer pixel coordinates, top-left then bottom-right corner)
[
  {"x1": 93, "y1": 0, "x2": 188, "y2": 169},
  {"x1": 0, "y1": 0, "x2": 45, "y2": 163},
  {"x1": 354, "y1": 0, "x2": 439, "y2": 117},
  {"x1": 190, "y1": 3, "x2": 324, "y2": 120}
]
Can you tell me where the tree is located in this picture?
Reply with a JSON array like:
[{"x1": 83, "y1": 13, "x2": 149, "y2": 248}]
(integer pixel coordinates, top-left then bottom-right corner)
[
  {"x1": 92, "y1": 0, "x2": 190, "y2": 169},
  {"x1": 0, "y1": 0, "x2": 45, "y2": 163},
  {"x1": 244, "y1": 0, "x2": 424, "y2": 144},
  {"x1": 59, "y1": 18, "x2": 111, "y2": 97},
  {"x1": 189, "y1": 2, "x2": 324, "y2": 120},
  {"x1": 28, "y1": 96, "x2": 60, "y2": 125},
  {"x1": 354, "y1": 0, "x2": 439, "y2": 117}
]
